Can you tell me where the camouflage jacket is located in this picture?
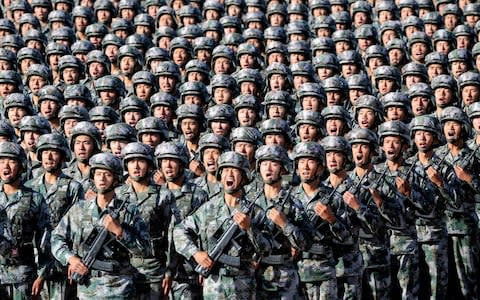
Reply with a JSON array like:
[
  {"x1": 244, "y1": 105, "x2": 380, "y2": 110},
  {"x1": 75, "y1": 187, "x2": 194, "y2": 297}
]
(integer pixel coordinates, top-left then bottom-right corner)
[
  {"x1": 434, "y1": 144, "x2": 480, "y2": 235},
  {"x1": 0, "y1": 183, "x2": 51, "y2": 284},
  {"x1": 173, "y1": 192, "x2": 272, "y2": 274},
  {"x1": 51, "y1": 196, "x2": 151, "y2": 271},
  {"x1": 63, "y1": 159, "x2": 93, "y2": 192},
  {"x1": 116, "y1": 183, "x2": 174, "y2": 283},
  {"x1": 192, "y1": 174, "x2": 223, "y2": 199}
]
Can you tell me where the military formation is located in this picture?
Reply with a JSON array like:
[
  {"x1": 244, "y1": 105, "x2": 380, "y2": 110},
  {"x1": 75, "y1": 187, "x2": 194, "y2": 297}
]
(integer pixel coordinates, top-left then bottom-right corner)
[{"x1": 0, "y1": 0, "x2": 478, "y2": 299}]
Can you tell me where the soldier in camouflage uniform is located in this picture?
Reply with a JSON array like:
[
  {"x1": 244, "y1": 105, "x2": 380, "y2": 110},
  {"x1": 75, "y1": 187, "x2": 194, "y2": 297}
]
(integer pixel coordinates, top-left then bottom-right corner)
[
  {"x1": 116, "y1": 142, "x2": 174, "y2": 299},
  {"x1": 63, "y1": 122, "x2": 101, "y2": 192},
  {"x1": 291, "y1": 141, "x2": 351, "y2": 300},
  {"x1": 346, "y1": 128, "x2": 395, "y2": 300},
  {"x1": 51, "y1": 153, "x2": 151, "y2": 300},
  {"x1": 174, "y1": 151, "x2": 272, "y2": 300},
  {"x1": 19, "y1": 116, "x2": 52, "y2": 180},
  {"x1": 0, "y1": 142, "x2": 51, "y2": 300},
  {"x1": 156, "y1": 141, "x2": 208, "y2": 299},
  {"x1": 252, "y1": 144, "x2": 311, "y2": 299},
  {"x1": 193, "y1": 133, "x2": 230, "y2": 198},
  {"x1": 409, "y1": 116, "x2": 460, "y2": 299},
  {"x1": 321, "y1": 135, "x2": 384, "y2": 300},
  {"x1": 376, "y1": 120, "x2": 435, "y2": 300},
  {"x1": 467, "y1": 102, "x2": 480, "y2": 223},
  {"x1": 436, "y1": 107, "x2": 479, "y2": 299},
  {"x1": 25, "y1": 133, "x2": 84, "y2": 300}
]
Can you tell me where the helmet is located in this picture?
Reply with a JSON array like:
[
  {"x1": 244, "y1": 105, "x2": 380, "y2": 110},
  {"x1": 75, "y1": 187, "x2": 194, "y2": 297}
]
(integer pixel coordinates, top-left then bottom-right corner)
[
  {"x1": 0, "y1": 120, "x2": 16, "y2": 142},
  {"x1": 410, "y1": 115, "x2": 442, "y2": 139},
  {"x1": 216, "y1": 151, "x2": 251, "y2": 181},
  {"x1": 297, "y1": 83, "x2": 325, "y2": 102},
  {"x1": 176, "y1": 104, "x2": 204, "y2": 127},
  {"x1": 4, "y1": 93, "x2": 33, "y2": 116},
  {"x1": 17, "y1": 47, "x2": 43, "y2": 65},
  {"x1": 381, "y1": 92, "x2": 411, "y2": 115},
  {"x1": 70, "y1": 121, "x2": 102, "y2": 151},
  {"x1": 378, "y1": 120, "x2": 410, "y2": 144},
  {"x1": 85, "y1": 23, "x2": 109, "y2": 38},
  {"x1": 230, "y1": 127, "x2": 262, "y2": 147},
  {"x1": 135, "y1": 117, "x2": 168, "y2": 141},
  {"x1": 295, "y1": 110, "x2": 323, "y2": 134},
  {"x1": 89, "y1": 153, "x2": 123, "y2": 181},
  {"x1": 430, "y1": 74, "x2": 456, "y2": 91},
  {"x1": 347, "y1": 74, "x2": 372, "y2": 93},
  {"x1": 346, "y1": 128, "x2": 378, "y2": 148},
  {"x1": 86, "y1": 50, "x2": 111, "y2": 73},
  {"x1": 71, "y1": 40, "x2": 95, "y2": 56},
  {"x1": 290, "y1": 62, "x2": 315, "y2": 79},
  {"x1": 58, "y1": 55, "x2": 84, "y2": 75},
  {"x1": 206, "y1": 104, "x2": 235, "y2": 125},
  {"x1": 233, "y1": 94, "x2": 259, "y2": 111},
  {"x1": 20, "y1": 115, "x2": 51, "y2": 135},
  {"x1": 260, "y1": 119, "x2": 291, "y2": 142},
  {"x1": 150, "y1": 92, "x2": 177, "y2": 111},
  {"x1": 38, "y1": 85, "x2": 64, "y2": 105},
  {"x1": 321, "y1": 105, "x2": 351, "y2": 124},
  {"x1": 408, "y1": 82, "x2": 433, "y2": 99},
  {"x1": 263, "y1": 91, "x2": 292, "y2": 113},
  {"x1": 292, "y1": 141, "x2": 325, "y2": 165},
  {"x1": 354, "y1": 95, "x2": 384, "y2": 122},
  {"x1": 154, "y1": 61, "x2": 181, "y2": 82},
  {"x1": 122, "y1": 142, "x2": 155, "y2": 170},
  {"x1": 89, "y1": 106, "x2": 120, "y2": 123},
  {"x1": 155, "y1": 141, "x2": 189, "y2": 166},
  {"x1": 402, "y1": 62, "x2": 428, "y2": 83},
  {"x1": 458, "y1": 71, "x2": 480, "y2": 91},
  {"x1": 95, "y1": 75, "x2": 126, "y2": 97},
  {"x1": 374, "y1": 65, "x2": 401, "y2": 87},
  {"x1": 0, "y1": 142, "x2": 27, "y2": 170},
  {"x1": 132, "y1": 71, "x2": 156, "y2": 88},
  {"x1": 36, "y1": 133, "x2": 70, "y2": 161},
  {"x1": 255, "y1": 144, "x2": 290, "y2": 171},
  {"x1": 467, "y1": 102, "x2": 480, "y2": 120},
  {"x1": 210, "y1": 74, "x2": 237, "y2": 92},
  {"x1": 323, "y1": 76, "x2": 348, "y2": 94},
  {"x1": 313, "y1": 53, "x2": 339, "y2": 72},
  {"x1": 119, "y1": 96, "x2": 149, "y2": 118},
  {"x1": 105, "y1": 123, "x2": 137, "y2": 146},
  {"x1": 321, "y1": 136, "x2": 351, "y2": 161},
  {"x1": 59, "y1": 105, "x2": 89, "y2": 126},
  {"x1": 198, "y1": 133, "x2": 230, "y2": 162},
  {"x1": 64, "y1": 84, "x2": 93, "y2": 107},
  {"x1": 179, "y1": 81, "x2": 209, "y2": 103}
]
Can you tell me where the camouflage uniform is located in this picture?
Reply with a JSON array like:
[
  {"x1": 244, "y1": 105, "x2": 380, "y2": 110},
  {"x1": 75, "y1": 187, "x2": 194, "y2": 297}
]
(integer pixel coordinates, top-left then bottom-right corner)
[
  {"x1": 291, "y1": 142, "x2": 351, "y2": 300},
  {"x1": 51, "y1": 153, "x2": 151, "y2": 300},
  {"x1": 117, "y1": 142, "x2": 174, "y2": 299},
  {"x1": 376, "y1": 121, "x2": 436, "y2": 300},
  {"x1": 252, "y1": 145, "x2": 312, "y2": 299},
  {"x1": 174, "y1": 151, "x2": 272, "y2": 300},
  {"x1": 0, "y1": 142, "x2": 52, "y2": 300}
]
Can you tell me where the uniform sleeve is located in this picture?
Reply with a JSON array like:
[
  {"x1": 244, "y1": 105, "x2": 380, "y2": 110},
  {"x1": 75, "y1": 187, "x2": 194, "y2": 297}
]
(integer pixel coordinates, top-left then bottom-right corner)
[
  {"x1": 281, "y1": 199, "x2": 313, "y2": 251},
  {"x1": 51, "y1": 203, "x2": 80, "y2": 267},
  {"x1": 34, "y1": 194, "x2": 52, "y2": 278},
  {"x1": 173, "y1": 209, "x2": 203, "y2": 260}
]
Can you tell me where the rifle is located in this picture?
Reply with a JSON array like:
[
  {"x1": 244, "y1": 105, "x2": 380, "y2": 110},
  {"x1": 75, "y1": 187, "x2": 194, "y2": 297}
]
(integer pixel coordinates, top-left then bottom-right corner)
[
  {"x1": 309, "y1": 184, "x2": 340, "y2": 235},
  {"x1": 71, "y1": 197, "x2": 129, "y2": 285},
  {"x1": 348, "y1": 168, "x2": 372, "y2": 195},
  {"x1": 456, "y1": 143, "x2": 480, "y2": 169},
  {"x1": 194, "y1": 190, "x2": 263, "y2": 278},
  {"x1": 369, "y1": 163, "x2": 389, "y2": 191}
]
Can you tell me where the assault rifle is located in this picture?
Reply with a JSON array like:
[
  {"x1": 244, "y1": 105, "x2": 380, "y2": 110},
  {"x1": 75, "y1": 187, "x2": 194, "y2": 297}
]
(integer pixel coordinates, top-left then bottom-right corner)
[
  {"x1": 71, "y1": 198, "x2": 129, "y2": 285},
  {"x1": 309, "y1": 184, "x2": 340, "y2": 236},
  {"x1": 456, "y1": 143, "x2": 480, "y2": 169},
  {"x1": 194, "y1": 190, "x2": 263, "y2": 278},
  {"x1": 348, "y1": 168, "x2": 372, "y2": 195}
]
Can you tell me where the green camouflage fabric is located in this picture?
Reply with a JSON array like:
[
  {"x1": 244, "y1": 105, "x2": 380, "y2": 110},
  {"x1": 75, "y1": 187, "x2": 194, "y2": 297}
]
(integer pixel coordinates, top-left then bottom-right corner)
[
  {"x1": 433, "y1": 144, "x2": 480, "y2": 299},
  {"x1": 0, "y1": 183, "x2": 51, "y2": 299},
  {"x1": 25, "y1": 172, "x2": 83, "y2": 300},
  {"x1": 374, "y1": 161, "x2": 436, "y2": 300},
  {"x1": 116, "y1": 183, "x2": 174, "y2": 298},
  {"x1": 63, "y1": 159, "x2": 94, "y2": 193},
  {"x1": 192, "y1": 175, "x2": 223, "y2": 198},
  {"x1": 292, "y1": 183, "x2": 351, "y2": 299},
  {"x1": 51, "y1": 197, "x2": 151, "y2": 299},
  {"x1": 348, "y1": 168, "x2": 395, "y2": 300},
  {"x1": 168, "y1": 179, "x2": 208, "y2": 300},
  {"x1": 173, "y1": 192, "x2": 272, "y2": 300},
  {"x1": 247, "y1": 186, "x2": 312, "y2": 298}
]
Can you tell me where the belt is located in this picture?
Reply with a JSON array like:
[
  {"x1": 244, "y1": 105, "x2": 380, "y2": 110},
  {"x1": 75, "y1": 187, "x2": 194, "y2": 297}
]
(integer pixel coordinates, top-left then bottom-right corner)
[
  {"x1": 261, "y1": 254, "x2": 291, "y2": 265},
  {"x1": 217, "y1": 254, "x2": 241, "y2": 267},
  {"x1": 307, "y1": 243, "x2": 326, "y2": 255},
  {"x1": 216, "y1": 266, "x2": 251, "y2": 277}
]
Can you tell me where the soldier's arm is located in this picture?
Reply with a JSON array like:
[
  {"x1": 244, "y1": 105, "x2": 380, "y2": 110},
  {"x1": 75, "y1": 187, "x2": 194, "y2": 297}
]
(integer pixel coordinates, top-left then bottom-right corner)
[
  {"x1": 116, "y1": 203, "x2": 151, "y2": 257},
  {"x1": 172, "y1": 210, "x2": 203, "y2": 260},
  {"x1": 246, "y1": 206, "x2": 272, "y2": 257},
  {"x1": 51, "y1": 202, "x2": 80, "y2": 266},
  {"x1": 375, "y1": 190, "x2": 407, "y2": 230},
  {"x1": 283, "y1": 199, "x2": 313, "y2": 251},
  {"x1": 34, "y1": 194, "x2": 53, "y2": 279},
  {"x1": 353, "y1": 197, "x2": 383, "y2": 236},
  {"x1": 406, "y1": 175, "x2": 435, "y2": 216},
  {"x1": 70, "y1": 180, "x2": 85, "y2": 204},
  {"x1": 327, "y1": 198, "x2": 352, "y2": 243}
]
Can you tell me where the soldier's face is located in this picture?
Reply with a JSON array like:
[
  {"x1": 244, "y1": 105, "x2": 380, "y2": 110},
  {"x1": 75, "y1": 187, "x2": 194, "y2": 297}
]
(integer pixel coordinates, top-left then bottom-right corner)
[
  {"x1": 237, "y1": 108, "x2": 257, "y2": 126},
  {"x1": 389, "y1": 49, "x2": 404, "y2": 66},
  {"x1": 411, "y1": 96, "x2": 430, "y2": 116},
  {"x1": 298, "y1": 124, "x2": 319, "y2": 142},
  {"x1": 382, "y1": 136, "x2": 404, "y2": 162},
  {"x1": 428, "y1": 64, "x2": 445, "y2": 81},
  {"x1": 23, "y1": 131, "x2": 41, "y2": 151},
  {"x1": 7, "y1": 107, "x2": 28, "y2": 127},
  {"x1": 451, "y1": 62, "x2": 468, "y2": 78},
  {"x1": 472, "y1": 117, "x2": 480, "y2": 133},
  {"x1": 326, "y1": 92, "x2": 343, "y2": 106},
  {"x1": 159, "y1": 76, "x2": 176, "y2": 93},
  {"x1": 153, "y1": 106, "x2": 174, "y2": 123},
  {"x1": 462, "y1": 86, "x2": 480, "y2": 106},
  {"x1": 63, "y1": 119, "x2": 78, "y2": 138},
  {"x1": 135, "y1": 84, "x2": 153, "y2": 101},
  {"x1": 443, "y1": 121, "x2": 463, "y2": 143},
  {"x1": 265, "y1": 134, "x2": 287, "y2": 148},
  {"x1": 326, "y1": 151, "x2": 346, "y2": 174},
  {"x1": 234, "y1": 142, "x2": 255, "y2": 162},
  {"x1": 352, "y1": 144, "x2": 372, "y2": 167},
  {"x1": 377, "y1": 79, "x2": 395, "y2": 95},
  {"x1": 120, "y1": 57, "x2": 136, "y2": 76},
  {"x1": 63, "y1": 68, "x2": 81, "y2": 84},
  {"x1": 127, "y1": 158, "x2": 150, "y2": 182},
  {"x1": 0, "y1": 158, "x2": 21, "y2": 183},
  {"x1": 202, "y1": 148, "x2": 221, "y2": 174},
  {"x1": 74, "y1": 135, "x2": 95, "y2": 162},
  {"x1": 240, "y1": 82, "x2": 257, "y2": 96},
  {"x1": 161, "y1": 158, "x2": 182, "y2": 181},
  {"x1": 28, "y1": 75, "x2": 47, "y2": 95},
  {"x1": 213, "y1": 58, "x2": 230, "y2": 74},
  {"x1": 435, "y1": 88, "x2": 453, "y2": 107},
  {"x1": 357, "y1": 108, "x2": 376, "y2": 129},
  {"x1": 141, "y1": 133, "x2": 163, "y2": 149},
  {"x1": 386, "y1": 106, "x2": 407, "y2": 122},
  {"x1": 302, "y1": 96, "x2": 322, "y2": 112},
  {"x1": 210, "y1": 121, "x2": 231, "y2": 137},
  {"x1": 268, "y1": 104, "x2": 287, "y2": 119},
  {"x1": 326, "y1": 119, "x2": 344, "y2": 136},
  {"x1": 123, "y1": 111, "x2": 143, "y2": 127},
  {"x1": 0, "y1": 83, "x2": 16, "y2": 97},
  {"x1": 41, "y1": 149, "x2": 63, "y2": 172},
  {"x1": 180, "y1": 119, "x2": 200, "y2": 141},
  {"x1": 414, "y1": 130, "x2": 435, "y2": 152},
  {"x1": 213, "y1": 88, "x2": 233, "y2": 104},
  {"x1": 94, "y1": 169, "x2": 116, "y2": 193},
  {"x1": 40, "y1": 100, "x2": 60, "y2": 120},
  {"x1": 109, "y1": 140, "x2": 129, "y2": 158},
  {"x1": 260, "y1": 160, "x2": 283, "y2": 184},
  {"x1": 220, "y1": 167, "x2": 243, "y2": 194},
  {"x1": 269, "y1": 74, "x2": 287, "y2": 91},
  {"x1": 297, "y1": 158, "x2": 323, "y2": 183},
  {"x1": 89, "y1": 62, "x2": 106, "y2": 79}
]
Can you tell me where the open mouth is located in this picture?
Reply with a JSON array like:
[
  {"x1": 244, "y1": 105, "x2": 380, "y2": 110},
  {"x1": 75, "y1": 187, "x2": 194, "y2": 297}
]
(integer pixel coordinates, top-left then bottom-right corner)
[
  {"x1": 225, "y1": 179, "x2": 235, "y2": 188},
  {"x1": 447, "y1": 131, "x2": 455, "y2": 138}
]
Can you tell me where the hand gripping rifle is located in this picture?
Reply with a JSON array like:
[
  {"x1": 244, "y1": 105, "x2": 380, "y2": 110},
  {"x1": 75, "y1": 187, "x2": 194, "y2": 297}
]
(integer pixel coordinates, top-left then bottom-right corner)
[
  {"x1": 71, "y1": 198, "x2": 129, "y2": 285},
  {"x1": 308, "y1": 184, "x2": 340, "y2": 237},
  {"x1": 348, "y1": 168, "x2": 372, "y2": 196},
  {"x1": 194, "y1": 190, "x2": 263, "y2": 278}
]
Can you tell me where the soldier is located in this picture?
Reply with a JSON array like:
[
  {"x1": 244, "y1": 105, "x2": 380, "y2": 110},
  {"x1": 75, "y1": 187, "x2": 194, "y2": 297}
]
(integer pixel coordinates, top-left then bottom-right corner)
[
  {"x1": 149, "y1": 92, "x2": 179, "y2": 140},
  {"x1": 119, "y1": 96, "x2": 150, "y2": 128},
  {"x1": 346, "y1": 128, "x2": 395, "y2": 300},
  {"x1": 25, "y1": 133, "x2": 84, "y2": 299},
  {"x1": 37, "y1": 85, "x2": 64, "y2": 132},
  {"x1": 409, "y1": 116, "x2": 459, "y2": 300},
  {"x1": 294, "y1": 110, "x2": 324, "y2": 143},
  {"x1": 291, "y1": 141, "x2": 351, "y2": 300},
  {"x1": 155, "y1": 141, "x2": 207, "y2": 299},
  {"x1": 0, "y1": 142, "x2": 51, "y2": 300},
  {"x1": 458, "y1": 71, "x2": 480, "y2": 107},
  {"x1": 3, "y1": 93, "x2": 34, "y2": 136},
  {"x1": 205, "y1": 104, "x2": 236, "y2": 138},
  {"x1": 51, "y1": 152, "x2": 151, "y2": 299},
  {"x1": 176, "y1": 104, "x2": 205, "y2": 176},
  {"x1": 376, "y1": 120, "x2": 435, "y2": 300},
  {"x1": 193, "y1": 134, "x2": 231, "y2": 198},
  {"x1": 63, "y1": 121, "x2": 101, "y2": 192},
  {"x1": 136, "y1": 117, "x2": 169, "y2": 150},
  {"x1": 253, "y1": 144, "x2": 311, "y2": 298},
  {"x1": 58, "y1": 105, "x2": 90, "y2": 139},
  {"x1": 89, "y1": 106, "x2": 121, "y2": 145},
  {"x1": 174, "y1": 151, "x2": 271, "y2": 299},
  {"x1": 431, "y1": 74, "x2": 458, "y2": 119},
  {"x1": 117, "y1": 142, "x2": 174, "y2": 299},
  {"x1": 104, "y1": 123, "x2": 137, "y2": 158},
  {"x1": 437, "y1": 107, "x2": 479, "y2": 299}
]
